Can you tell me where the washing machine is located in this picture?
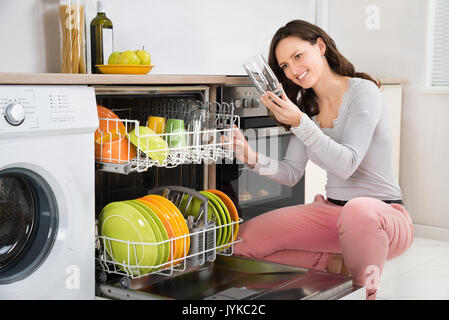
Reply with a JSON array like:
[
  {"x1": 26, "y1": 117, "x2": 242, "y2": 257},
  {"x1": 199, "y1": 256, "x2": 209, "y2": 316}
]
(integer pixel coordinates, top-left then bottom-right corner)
[{"x1": 0, "y1": 85, "x2": 98, "y2": 299}]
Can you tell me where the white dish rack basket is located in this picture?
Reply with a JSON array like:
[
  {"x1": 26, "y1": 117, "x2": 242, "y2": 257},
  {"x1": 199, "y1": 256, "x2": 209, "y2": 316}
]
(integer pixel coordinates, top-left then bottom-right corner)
[
  {"x1": 95, "y1": 101, "x2": 239, "y2": 174},
  {"x1": 95, "y1": 186, "x2": 243, "y2": 286}
]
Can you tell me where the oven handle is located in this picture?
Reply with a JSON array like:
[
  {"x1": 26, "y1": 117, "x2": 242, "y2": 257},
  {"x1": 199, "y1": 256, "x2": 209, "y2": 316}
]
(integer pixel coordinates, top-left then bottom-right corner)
[{"x1": 253, "y1": 126, "x2": 291, "y2": 138}]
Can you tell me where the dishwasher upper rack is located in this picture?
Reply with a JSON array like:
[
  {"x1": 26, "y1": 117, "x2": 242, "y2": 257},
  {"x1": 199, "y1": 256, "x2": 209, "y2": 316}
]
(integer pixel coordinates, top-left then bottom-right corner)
[
  {"x1": 95, "y1": 186, "x2": 243, "y2": 283},
  {"x1": 95, "y1": 101, "x2": 239, "y2": 173}
]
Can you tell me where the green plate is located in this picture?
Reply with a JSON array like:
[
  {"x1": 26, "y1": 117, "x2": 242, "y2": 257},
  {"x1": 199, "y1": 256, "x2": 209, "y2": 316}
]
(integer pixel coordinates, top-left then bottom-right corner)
[
  {"x1": 98, "y1": 202, "x2": 158, "y2": 276},
  {"x1": 130, "y1": 200, "x2": 170, "y2": 269},
  {"x1": 128, "y1": 126, "x2": 168, "y2": 163},
  {"x1": 204, "y1": 191, "x2": 232, "y2": 245},
  {"x1": 179, "y1": 193, "x2": 223, "y2": 246},
  {"x1": 125, "y1": 200, "x2": 170, "y2": 272},
  {"x1": 201, "y1": 191, "x2": 229, "y2": 248}
]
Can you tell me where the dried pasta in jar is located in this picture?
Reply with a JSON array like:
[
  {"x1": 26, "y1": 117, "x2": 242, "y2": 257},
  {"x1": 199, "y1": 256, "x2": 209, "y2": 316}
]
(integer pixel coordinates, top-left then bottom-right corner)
[{"x1": 59, "y1": 0, "x2": 86, "y2": 74}]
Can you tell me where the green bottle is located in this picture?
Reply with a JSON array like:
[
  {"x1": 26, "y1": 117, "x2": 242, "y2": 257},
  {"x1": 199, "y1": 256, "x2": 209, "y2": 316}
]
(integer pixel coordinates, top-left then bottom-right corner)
[{"x1": 90, "y1": 0, "x2": 114, "y2": 74}]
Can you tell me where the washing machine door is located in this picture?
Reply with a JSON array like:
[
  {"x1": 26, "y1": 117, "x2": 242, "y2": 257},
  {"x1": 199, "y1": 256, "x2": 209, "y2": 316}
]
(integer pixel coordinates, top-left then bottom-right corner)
[{"x1": 0, "y1": 168, "x2": 58, "y2": 284}]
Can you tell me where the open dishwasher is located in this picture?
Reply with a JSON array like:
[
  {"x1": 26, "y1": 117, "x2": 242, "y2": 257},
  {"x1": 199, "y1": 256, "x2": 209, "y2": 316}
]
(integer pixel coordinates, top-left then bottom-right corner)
[{"x1": 92, "y1": 84, "x2": 355, "y2": 300}]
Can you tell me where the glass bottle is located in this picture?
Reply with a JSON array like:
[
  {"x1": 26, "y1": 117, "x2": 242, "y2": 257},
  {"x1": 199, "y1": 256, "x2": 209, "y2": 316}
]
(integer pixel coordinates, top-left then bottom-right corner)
[
  {"x1": 58, "y1": 0, "x2": 87, "y2": 73},
  {"x1": 90, "y1": 0, "x2": 114, "y2": 74}
]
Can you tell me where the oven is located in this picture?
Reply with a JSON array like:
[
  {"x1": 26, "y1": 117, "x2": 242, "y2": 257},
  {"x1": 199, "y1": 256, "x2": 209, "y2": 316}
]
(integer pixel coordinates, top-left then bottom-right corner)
[{"x1": 215, "y1": 83, "x2": 305, "y2": 221}]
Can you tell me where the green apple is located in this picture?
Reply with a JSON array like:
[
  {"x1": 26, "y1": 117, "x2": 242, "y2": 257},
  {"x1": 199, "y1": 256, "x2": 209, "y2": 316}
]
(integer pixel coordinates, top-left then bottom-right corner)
[
  {"x1": 118, "y1": 50, "x2": 140, "y2": 65},
  {"x1": 135, "y1": 50, "x2": 151, "y2": 65},
  {"x1": 107, "y1": 51, "x2": 121, "y2": 64}
]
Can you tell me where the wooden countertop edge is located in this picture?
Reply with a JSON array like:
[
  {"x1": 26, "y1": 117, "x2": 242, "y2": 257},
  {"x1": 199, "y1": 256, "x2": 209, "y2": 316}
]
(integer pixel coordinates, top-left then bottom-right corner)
[
  {"x1": 376, "y1": 78, "x2": 408, "y2": 85},
  {"x1": 0, "y1": 72, "x2": 408, "y2": 85},
  {"x1": 0, "y1": 73, "x2": 228, "y2": 85}
]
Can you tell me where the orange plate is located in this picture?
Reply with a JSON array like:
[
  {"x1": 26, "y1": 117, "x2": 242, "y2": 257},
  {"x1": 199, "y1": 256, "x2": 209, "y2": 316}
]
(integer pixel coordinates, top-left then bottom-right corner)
[
  {"x1": 96, "y1": 64, "x2": 154, "y2": 75},
  {"x1": 142, "y1": 194, "x2": 190, "y2": 256},
  {"x1": 207, "y1": 189, "x2": 239, "y2": 243},
  {"x1": 137, "y1": 198, "x2": 182, "y2": 264}
]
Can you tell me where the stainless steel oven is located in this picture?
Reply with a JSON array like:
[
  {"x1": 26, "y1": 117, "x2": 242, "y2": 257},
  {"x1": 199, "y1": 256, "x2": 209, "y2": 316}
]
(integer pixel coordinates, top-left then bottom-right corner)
[{"x1": 216, "y1": 83, "x2": 305, "y2": 221}]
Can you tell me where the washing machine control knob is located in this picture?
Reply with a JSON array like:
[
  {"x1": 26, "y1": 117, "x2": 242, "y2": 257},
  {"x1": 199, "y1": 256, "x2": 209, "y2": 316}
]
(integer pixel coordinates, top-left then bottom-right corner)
[{"x1": 5, "y1": 102, "x2": 25, "y2": 126}]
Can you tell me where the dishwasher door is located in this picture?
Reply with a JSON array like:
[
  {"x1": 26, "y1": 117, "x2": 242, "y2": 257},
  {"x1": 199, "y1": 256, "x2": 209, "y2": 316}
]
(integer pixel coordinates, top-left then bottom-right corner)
[{"x1": 97, "y1": 255, "x2": 355, "y2": 300}]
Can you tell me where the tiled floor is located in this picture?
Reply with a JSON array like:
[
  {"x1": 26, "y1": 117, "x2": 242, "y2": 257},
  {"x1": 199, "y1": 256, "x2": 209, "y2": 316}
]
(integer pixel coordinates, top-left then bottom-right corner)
[{"x1": 341, "y1": 236, "x2": 449, "y2": 300}]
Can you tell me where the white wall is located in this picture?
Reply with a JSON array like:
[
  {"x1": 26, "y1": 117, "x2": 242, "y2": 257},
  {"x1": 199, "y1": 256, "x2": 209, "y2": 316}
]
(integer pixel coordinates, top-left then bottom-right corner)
[
  {"x1": 0, "y1": 0, "x2": 316, "y2": 75},
  {"x1": 327, "y1": 0, "x2": 449, "y2": 240},
  {"x1": 2, "y1": 0, "x2": 448, "y2": 239}
]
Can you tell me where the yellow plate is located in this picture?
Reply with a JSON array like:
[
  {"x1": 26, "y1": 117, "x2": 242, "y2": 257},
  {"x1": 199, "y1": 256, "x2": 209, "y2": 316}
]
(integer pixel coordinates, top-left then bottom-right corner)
[
  {"x1": 96, "y1": 65, "x2": 155, "y2": 75},
  {"x1": 143, "y1": 195, "x2": 190, "y2": 256}
]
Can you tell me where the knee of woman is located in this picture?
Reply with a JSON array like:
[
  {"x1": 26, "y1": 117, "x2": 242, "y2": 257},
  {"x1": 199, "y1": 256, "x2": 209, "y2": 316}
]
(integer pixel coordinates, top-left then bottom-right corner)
[{"x1": 337, "y1": 197, "x2": 382, "y2": 232}]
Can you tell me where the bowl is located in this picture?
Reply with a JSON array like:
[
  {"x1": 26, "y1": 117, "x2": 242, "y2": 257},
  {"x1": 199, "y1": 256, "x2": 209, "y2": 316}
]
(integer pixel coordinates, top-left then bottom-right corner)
[
  {"x1": 95, "y1": 133, "x2": 137, "y2": 164},
  {"x1": 96, "y1": 64, "x2": 154, "y2": 75},
  {"x1": 96, "y1": 105, "x2": 127, "y2": 141}
]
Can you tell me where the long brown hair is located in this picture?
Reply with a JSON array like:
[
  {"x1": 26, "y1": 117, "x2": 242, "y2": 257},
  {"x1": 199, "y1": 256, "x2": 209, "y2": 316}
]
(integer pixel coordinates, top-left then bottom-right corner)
[{"x1": 268, "y1": 20, "x2": 379, "y2": 129}]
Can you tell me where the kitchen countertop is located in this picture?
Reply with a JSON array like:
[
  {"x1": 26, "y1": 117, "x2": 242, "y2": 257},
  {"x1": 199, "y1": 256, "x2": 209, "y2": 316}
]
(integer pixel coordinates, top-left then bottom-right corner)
[{"x1": 0, "y1": 72, "x2": 407, "y2": 86}]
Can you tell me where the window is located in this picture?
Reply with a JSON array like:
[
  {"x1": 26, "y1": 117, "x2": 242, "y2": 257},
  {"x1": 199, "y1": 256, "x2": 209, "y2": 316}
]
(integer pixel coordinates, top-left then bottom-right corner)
[{"x1": 427, "y1": 0, "x2": 449, "y2": 87}]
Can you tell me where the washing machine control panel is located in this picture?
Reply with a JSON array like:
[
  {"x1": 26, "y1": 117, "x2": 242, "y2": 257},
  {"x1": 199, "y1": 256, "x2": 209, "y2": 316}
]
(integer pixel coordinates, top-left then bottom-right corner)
[{"x1": 0, "y1": 85, "x2": 98, "y2": 135}]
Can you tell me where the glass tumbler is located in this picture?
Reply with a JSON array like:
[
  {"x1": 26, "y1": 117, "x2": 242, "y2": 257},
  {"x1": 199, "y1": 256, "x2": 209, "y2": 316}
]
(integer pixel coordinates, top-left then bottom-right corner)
[
  {"x1": 243, "y1": 54, "x2": 282, "y2": 96},
  {"x1": 58, "y1": 0, "x2": 87, "y2": 73}
]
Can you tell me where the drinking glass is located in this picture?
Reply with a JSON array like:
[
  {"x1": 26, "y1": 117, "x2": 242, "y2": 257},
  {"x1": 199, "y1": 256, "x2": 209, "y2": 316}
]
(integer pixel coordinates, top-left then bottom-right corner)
[
  {"x1": 243, "y1": 54, "x2": 282, "y2": 96},
  {"x1": 165, "y1": 119, "x2": 186, "y2": 149}
]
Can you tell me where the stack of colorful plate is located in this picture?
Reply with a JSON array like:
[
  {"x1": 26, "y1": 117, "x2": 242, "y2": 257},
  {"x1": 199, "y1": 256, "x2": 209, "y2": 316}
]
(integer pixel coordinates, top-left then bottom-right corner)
[
  {"x1": 178, "y1": 189, "x2": 239, "y2": 249},
  {"x1": 98, "y1": 195, "x2": 190, "y2": 276}
]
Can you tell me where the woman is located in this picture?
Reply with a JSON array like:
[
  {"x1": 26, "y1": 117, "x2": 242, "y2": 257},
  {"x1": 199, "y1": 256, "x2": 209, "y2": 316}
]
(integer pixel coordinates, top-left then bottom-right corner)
[{"x1": 228, "y1": 20, "x2": 414, "y2": 300}]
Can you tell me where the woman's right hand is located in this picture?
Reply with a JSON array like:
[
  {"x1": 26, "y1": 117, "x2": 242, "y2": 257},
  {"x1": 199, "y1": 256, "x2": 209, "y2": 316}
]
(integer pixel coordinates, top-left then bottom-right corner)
[{"x1": 221, "y1": 125, "x2": 258, "y2": 168}]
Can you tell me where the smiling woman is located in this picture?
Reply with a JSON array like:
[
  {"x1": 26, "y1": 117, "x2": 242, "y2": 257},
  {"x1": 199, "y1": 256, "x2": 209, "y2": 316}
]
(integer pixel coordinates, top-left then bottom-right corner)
[
  {"x1": 232, "y1": 19, "x2": 414, "y2": 301},
  {"x1": 267, "y1": 20, "x2": 379, "y2": 129}
]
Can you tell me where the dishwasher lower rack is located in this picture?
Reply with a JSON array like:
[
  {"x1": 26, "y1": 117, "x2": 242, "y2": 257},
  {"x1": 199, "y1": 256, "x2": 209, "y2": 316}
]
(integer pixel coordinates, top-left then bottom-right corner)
[{"x1": 95, "y1": 186, "x2": 243, "y2": 285}]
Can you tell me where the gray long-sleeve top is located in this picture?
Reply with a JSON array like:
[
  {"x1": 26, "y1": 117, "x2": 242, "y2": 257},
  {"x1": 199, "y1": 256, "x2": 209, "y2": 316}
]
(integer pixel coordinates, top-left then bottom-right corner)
[{"x1": 250, "y1": 77, "x2": 402, "y2": 201}]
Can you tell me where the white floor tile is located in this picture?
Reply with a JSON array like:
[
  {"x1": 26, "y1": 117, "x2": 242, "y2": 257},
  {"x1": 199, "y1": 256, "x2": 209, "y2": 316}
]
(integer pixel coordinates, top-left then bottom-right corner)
[
  {"x1": 381, "y1": 237, "x2": 449, "y2": 282},
  {"x1": 340, "y1": 236, "x2": 449, "y2": 300},
  {"x1": 376, "y1": 237, "x2": 449, "y2": 300}
]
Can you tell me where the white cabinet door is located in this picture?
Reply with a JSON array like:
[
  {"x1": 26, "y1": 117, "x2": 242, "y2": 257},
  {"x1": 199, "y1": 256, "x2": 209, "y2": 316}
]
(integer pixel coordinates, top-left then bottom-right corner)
[
  {"x1": 381, "y1": 84, "x2": 402, "y2": 183},
  {"x1": 304, "y1": 84, "x2": 403, "y2": 203}
]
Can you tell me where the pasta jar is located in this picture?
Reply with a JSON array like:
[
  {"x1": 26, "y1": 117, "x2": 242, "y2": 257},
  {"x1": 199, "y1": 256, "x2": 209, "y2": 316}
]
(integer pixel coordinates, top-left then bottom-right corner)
[{"x1": 58, "y1": 0, "x2": 87, "y2": 73}]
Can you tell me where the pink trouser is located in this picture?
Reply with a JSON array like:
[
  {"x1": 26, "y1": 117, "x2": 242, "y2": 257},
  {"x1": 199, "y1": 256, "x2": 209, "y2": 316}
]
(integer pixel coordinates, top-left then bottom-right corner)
[{"x1": 233, "y1": 194, "x2": 414, "y2": 300}]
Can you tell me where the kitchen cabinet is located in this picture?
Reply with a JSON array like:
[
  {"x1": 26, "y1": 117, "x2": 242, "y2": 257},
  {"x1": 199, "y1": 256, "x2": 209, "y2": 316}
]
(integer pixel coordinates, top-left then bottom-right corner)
[{"x1": 304, "y1": 82, "x2": 404, "y2": 204}]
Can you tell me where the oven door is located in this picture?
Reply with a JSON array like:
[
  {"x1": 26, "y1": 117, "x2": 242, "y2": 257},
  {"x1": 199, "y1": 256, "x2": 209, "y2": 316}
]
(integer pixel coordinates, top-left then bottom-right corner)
[{"x1": 216, "y1": 124, "x2": 304, "y2": 221}]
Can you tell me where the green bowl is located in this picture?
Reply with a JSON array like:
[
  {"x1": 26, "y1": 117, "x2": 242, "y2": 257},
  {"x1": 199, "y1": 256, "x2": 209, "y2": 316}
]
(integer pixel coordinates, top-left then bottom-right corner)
[{"x1": 128, "y1": 126, "x2": 168, "y2": 163}]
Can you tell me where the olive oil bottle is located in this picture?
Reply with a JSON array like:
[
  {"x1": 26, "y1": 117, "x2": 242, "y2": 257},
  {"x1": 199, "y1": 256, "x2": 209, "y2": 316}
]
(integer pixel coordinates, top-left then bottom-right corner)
[{"x1": 90, "y1": 0, "x2": 113, "y2": 73}]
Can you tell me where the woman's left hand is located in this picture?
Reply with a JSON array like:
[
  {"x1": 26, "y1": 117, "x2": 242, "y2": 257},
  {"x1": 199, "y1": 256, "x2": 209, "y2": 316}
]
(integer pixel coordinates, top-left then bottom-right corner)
[{"x1": 260, "y1": 87, "x2": 303, "y2": 127}]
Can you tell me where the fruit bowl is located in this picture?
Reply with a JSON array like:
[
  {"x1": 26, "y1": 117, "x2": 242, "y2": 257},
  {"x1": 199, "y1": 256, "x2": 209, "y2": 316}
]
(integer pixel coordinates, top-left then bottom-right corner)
[{"x1": 96, "y1": 64, "x2": 154, "y2": 75}]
